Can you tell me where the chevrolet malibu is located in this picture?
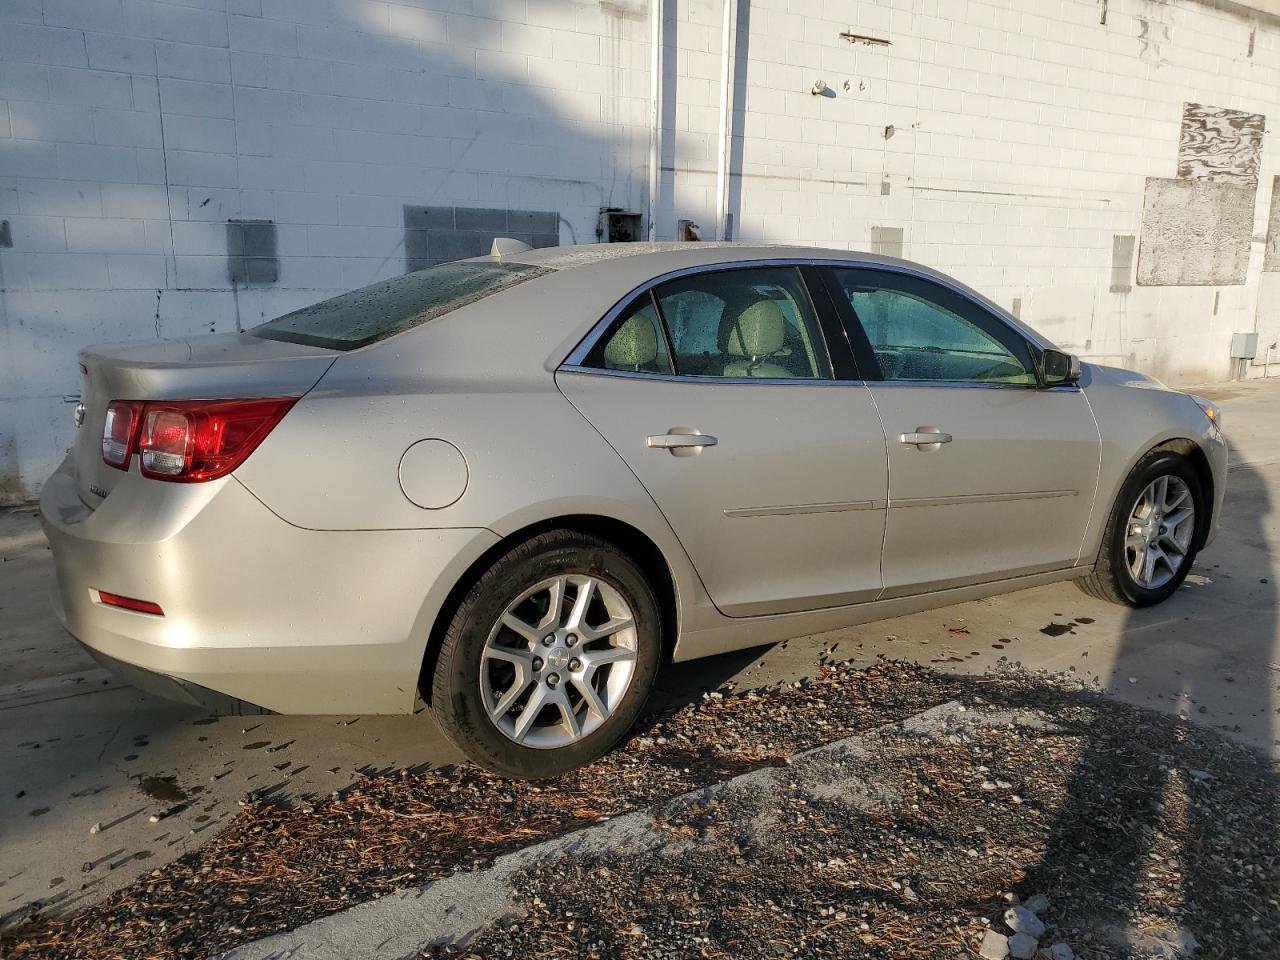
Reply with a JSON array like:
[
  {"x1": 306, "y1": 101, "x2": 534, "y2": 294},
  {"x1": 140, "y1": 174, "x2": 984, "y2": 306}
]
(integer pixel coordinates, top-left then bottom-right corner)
[{"x1": 41, "y1": 243, "x2": 1226, "y2": 777}]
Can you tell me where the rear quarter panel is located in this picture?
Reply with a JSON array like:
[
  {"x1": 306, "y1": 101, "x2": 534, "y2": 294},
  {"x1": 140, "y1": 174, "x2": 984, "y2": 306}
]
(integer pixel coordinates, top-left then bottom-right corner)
[{"x1": 232, "y1": 277, "x2": 715, "y2": 641}]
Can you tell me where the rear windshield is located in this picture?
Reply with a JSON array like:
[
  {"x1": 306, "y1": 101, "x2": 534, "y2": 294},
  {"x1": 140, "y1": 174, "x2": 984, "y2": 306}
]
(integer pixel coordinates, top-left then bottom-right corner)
[{"x1": 251, "y1": 261, "x2": 549, "y2": 350}]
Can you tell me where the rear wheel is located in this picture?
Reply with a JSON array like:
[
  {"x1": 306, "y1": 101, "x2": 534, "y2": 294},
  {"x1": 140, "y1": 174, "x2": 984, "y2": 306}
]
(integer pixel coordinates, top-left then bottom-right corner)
[
  {"x1": 430, "y1": 530, "x2": 662, "y2": 778},
  {"x1": 1075, "y1": 450, "x2": 1205, "y2": 606}
]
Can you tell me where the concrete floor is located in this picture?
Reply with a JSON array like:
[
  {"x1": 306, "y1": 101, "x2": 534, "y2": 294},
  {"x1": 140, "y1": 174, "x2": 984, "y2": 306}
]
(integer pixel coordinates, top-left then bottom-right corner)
[{"x1": 2, "y1": 377, "x2": 1277, "y2": 925}]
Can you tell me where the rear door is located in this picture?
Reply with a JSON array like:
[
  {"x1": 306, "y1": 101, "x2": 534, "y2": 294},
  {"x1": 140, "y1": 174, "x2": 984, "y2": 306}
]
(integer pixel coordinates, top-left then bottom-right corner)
[
  {"x1": 557, "y1": 265, "x2": 889, "y2": 618},
  {"x1": 822, "y1": 266, "x2": 1100, "y2": 597}
]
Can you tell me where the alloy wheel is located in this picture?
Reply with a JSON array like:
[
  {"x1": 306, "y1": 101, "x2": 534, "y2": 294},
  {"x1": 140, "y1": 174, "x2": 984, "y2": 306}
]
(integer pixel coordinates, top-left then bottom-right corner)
[
  {"x1": 480, "y1": 574, "x2": 638, "y2": 749},
  {"x1": 1125, "y1": 474, "x2": 1195, "y2": 590}
]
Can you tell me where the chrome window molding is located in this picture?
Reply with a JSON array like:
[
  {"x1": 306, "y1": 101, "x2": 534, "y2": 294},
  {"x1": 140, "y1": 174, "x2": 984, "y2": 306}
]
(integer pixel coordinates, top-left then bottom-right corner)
[
  {"x1": 558, "y1": 364, "x2": 1081, "y2": 393},
  {"x1": 560, "y1": 256, "x2": 1058, "y2": 375},
  {"x1": 557, "y1": 364, "x2": 868, "y2": 388}
]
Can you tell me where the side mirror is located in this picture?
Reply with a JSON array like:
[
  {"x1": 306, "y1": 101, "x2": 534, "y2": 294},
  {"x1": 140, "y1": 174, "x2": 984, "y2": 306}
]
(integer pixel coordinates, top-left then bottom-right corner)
[{"x1": 1041, "y1": 349, "x2": 1081, "y2": 387}]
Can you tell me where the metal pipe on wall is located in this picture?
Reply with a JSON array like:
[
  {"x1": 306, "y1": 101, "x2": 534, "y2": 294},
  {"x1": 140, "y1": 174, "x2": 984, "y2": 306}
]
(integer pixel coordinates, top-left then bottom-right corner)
[
  {"x1": 648, "y1": 0, "x2": 663, "y2": 241},
  {"x1": 714, "y1": 0, "x2": 736, "y2": 241}
]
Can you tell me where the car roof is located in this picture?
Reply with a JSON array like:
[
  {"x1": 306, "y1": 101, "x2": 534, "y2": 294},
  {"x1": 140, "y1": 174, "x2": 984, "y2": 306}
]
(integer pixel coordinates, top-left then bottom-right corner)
[{"x1": 499, "y1": 241, "x2": 904, "y2": 272}]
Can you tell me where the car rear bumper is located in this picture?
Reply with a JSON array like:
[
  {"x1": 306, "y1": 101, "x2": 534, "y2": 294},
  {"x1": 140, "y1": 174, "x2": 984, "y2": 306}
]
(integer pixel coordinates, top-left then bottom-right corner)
[{"x1": 40, "y1": 454, "x2": 499, "y2": 714}]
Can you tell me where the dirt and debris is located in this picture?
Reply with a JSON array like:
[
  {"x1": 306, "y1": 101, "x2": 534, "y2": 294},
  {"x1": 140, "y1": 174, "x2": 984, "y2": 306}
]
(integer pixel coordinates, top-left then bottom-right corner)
[{"x1": 3, "y1": 660, "x2": 1278, "y2": 960}]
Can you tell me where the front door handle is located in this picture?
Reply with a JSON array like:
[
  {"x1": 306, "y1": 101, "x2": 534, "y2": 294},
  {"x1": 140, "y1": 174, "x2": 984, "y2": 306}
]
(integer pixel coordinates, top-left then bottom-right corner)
[
  {"x1": 647, "y1": 428, "x2": 718, "y2": 457},
  {"x1": 900, "y1": 427, "x2": 952, "y2": 449}
]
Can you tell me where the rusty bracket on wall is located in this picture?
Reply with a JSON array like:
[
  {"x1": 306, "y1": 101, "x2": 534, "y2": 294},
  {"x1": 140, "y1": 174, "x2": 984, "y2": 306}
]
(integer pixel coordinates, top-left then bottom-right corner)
[{"x1": 839, "y1": 31, "x2": 890, "y2": 47}]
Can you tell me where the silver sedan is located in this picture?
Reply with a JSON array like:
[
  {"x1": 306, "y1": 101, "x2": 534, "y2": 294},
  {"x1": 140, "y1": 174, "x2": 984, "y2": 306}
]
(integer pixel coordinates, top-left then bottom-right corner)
[{"x1": 40, "y1": 243, "x2": 1227, "y2": 777}]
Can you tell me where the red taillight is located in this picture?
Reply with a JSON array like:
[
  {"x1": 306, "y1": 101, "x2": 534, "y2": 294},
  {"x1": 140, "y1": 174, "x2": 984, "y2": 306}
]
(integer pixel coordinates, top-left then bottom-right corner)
[
  {"x1": 102, "y1": 401, "x2": 143, "y2": 470},
  {"x1": 102, "y1": 397, "x2": 297, "y2": 482},
  {"x1": 97, "y1": 591, "x2": 164, "y2": 616}
]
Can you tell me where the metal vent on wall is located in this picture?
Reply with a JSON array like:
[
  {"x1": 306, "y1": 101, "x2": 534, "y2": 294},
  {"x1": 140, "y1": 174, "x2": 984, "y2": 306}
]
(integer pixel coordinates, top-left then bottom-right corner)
[
  {"x1": 598, "y1": 208, "x2": 643, "y2": 243},
  {"x1": 226, "y1": 220, "x2": 278, "y2": 284}
]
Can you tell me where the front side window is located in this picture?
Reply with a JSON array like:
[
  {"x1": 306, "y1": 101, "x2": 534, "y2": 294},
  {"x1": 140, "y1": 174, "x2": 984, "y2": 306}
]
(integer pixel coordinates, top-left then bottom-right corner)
[
  {"x1": 253, "y1": 261, "x2": 548, "y2": 350},
  {"x1": 830, "y1": 269, "x2": 1037, "y2": 386}
]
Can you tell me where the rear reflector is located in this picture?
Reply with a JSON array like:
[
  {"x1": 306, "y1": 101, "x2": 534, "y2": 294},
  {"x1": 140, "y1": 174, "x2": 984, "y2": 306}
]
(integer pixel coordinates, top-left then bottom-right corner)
[
  {"x1": 97, "y1": 591, "x2": 164, "y2": 616},
  {"x1": 102, "y1": 397, "x2": 297, "y2": 482}
]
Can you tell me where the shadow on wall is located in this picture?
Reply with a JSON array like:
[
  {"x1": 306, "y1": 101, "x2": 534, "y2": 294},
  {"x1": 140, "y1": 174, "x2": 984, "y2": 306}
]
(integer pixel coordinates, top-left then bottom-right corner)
[{"x1": 0, "y1": 0, "x2": 707, "y2": 501}]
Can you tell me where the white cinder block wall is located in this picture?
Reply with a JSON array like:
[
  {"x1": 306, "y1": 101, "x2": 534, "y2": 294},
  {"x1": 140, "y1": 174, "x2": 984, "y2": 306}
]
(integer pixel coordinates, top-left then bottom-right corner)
[{"x1": 2, "y1": 0, "x2": 1279, "y2": 500}]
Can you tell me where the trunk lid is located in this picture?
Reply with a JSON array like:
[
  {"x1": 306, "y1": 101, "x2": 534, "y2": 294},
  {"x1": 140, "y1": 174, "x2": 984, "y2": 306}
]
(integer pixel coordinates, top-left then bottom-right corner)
[{"x1": 73, "y1": 333, "x2": 337, "y2": 507}]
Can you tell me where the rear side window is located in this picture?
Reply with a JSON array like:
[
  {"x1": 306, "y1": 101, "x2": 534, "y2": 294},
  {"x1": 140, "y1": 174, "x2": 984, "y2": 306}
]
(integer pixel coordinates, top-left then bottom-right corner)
[
  {"x1": 583, "y1": 295, "x2": 674, "y2": 374},
  {"x1": 581, "y1": 267, "x2": 832, "y2": 380},
  {"x1": 252, "y1": 261, "x2": 548, "y2": 350}
]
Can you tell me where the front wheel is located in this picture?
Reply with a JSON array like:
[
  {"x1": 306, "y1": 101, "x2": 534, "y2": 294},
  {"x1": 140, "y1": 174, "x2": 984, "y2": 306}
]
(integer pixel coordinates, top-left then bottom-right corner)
[
  {"x1": 1075, "y1": 450, "x2": 1205, "y2": 606},
  {"x1": 430, "y1": 530, "x2": 662, "y2": 778}
]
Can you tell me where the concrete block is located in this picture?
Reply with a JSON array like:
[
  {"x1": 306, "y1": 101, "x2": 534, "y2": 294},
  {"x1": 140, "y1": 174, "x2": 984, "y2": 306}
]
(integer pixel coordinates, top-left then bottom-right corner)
[
  {"x1": 0, "y1": 139, "x2": 57, "y2": 179},
  {"x1": 232, "y1": 51, "x2": 269, "y2": 87},
  {"x1": 237, "y1": 156, "x2": 307, "y2": 190},
  {"x1": 0, "y1": 215, "x2": 67, "y2": 253},
  {"x1": 92, "y1": 108, "x2": 164, "y2": 148},
  {"x1": 3, "y1": 252, "x2": 110, "y2": 291},
  {"x1": 230, "y1": 14, "x2": 300, "y2": 56},
  {"x1": 330, "y1": 62, "x2": 396, "y2": 101},
  {"x1": 166, "y1": 149, "x2": 240, "y2": 188},
  {"x1": 100, "y1": 182, "x2": 171, "y2": 220},
  {"x1": 85, "y1": 33, "x2": 157, "y2": 74},
  {"x1": 57, "y1": 143, "x2": 139, "y2": 184},
  {"x1": 41, "y1": 0, "x2": 148, "y2": 35},
  {"x1": 171, "y1": 219, "x2": 228, "y2": 256},
  {"x1": 0, "y1": 0, "x2": 42, "y2": 23},
  {"x1": 0, "y1": 61, "x2": 51, "y2": 101},
  {"x1": 163, "y1": 115, "x2": 238, "y2": 154},
  {"x1": 151, "y1": 3, "x2": 229, "y2": 47},
  {"x1": 9, "y1": 101, "x2": 95, "y2": 143},
  {"x1": 174, "y1": 254, "x2": 234, "y2": 288},
  {"x1": 159, "y1": 78, "x2": 235, "y2": 118},
  {"x1": 107, "y1": 254, "x2": 169, "y2": 289},
  {"x1": 65, "y1": 217, "x2": 147, "y2": 254},
  {"x1": 388, "y1": 4, "x2": 446, "y2": 42},
  {"x1": 266, "y1": 55, "x2": 333, "y2": 93},
  {"x1": 16, "y1": 179, "x2": 101, "y2": 218},
  {"x1": 156, "y1": 41, "x2": 233, "y2": 83},
  {"x1": 0, "y1": 23, "x2": 89, "y2": 67},
  {"x1": 132, "y1": 76, "x2": 161, "y2": 112},
  {"x1": 272, "y1": 189, "x2": 337, "y2": 225}
]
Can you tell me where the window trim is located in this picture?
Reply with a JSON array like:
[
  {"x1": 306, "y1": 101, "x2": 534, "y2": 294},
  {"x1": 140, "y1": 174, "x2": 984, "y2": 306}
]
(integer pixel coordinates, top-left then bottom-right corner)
[
  {"x1": 818, "y1": 264, "x2": 1049, "y2": 390},
  {"x1": 560, "y1": 257, "x2": 1060, "y2": 388}
]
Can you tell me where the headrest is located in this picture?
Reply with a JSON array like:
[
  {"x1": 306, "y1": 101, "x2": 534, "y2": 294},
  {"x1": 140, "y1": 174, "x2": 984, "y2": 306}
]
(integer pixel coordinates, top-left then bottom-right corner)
[
  {"x1": 603, "y1": 312, "x2": 659, "y2": 369},
  {"x1": 725, "y1": 299, "x2": 786, "y2": 358}
]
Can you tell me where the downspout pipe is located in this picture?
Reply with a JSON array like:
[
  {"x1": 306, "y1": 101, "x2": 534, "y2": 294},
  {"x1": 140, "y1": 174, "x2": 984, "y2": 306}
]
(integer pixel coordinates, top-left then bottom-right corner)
[
  {"x1": 648, "y1": 0, "x2": 663, "y2": 241},
  {"x1": 714, "y1": 0, "x2": 736, "y2": 241}
]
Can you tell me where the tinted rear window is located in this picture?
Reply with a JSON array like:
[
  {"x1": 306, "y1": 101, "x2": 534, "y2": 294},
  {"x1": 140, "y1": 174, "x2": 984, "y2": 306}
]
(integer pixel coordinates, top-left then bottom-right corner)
[{"x1": 251, "y1": 261, "x2": 549, "y2": 350}]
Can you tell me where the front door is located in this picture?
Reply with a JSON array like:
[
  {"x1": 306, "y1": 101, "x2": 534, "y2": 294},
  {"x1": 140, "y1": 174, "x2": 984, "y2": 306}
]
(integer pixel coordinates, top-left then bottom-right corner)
[
  {"x1": 824, "y1": 266, "x2": 1101, "y2": 596},
  {"x1": 558, "y1": 265, "x2": 889, "y2": 617}
]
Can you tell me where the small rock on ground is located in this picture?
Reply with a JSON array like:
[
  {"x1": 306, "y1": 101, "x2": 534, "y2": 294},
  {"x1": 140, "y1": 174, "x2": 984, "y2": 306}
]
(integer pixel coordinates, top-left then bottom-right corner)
[
  {"x1": 979, "y1": 929, "x2": 1011, "y2": 960},
  {"x1": 1008, "y1": 931, "x2": 1038, "y2": 959},
  {"x1": 1005, "y1": 904, "x2": 1047, "y2": 938}
]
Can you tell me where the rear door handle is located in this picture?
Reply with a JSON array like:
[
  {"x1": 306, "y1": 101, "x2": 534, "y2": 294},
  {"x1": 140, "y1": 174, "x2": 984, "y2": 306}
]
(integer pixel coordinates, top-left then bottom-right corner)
[
  {"x1": 900, "y1": 427, "x2": 952, "y2": 448},
  {"x1": 647, "y1": 429, "x2": 718, "y2": 456}
]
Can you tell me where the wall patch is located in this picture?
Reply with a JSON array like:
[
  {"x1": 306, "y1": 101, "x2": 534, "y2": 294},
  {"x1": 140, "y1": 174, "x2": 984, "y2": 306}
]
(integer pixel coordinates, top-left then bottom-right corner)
[{"x1": 1137, "y1": 178, "x2": 1253, "y2": 286}]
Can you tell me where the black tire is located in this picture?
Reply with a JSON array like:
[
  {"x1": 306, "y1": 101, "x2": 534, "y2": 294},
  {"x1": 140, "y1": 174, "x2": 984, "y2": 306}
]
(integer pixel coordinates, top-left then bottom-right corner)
[
  {"x1": 1074, "y1": 449, "x2": 1206, "y2": 607},
  {"x1": 430, "y1": 530, "x2": 662, "y2": 778}
]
